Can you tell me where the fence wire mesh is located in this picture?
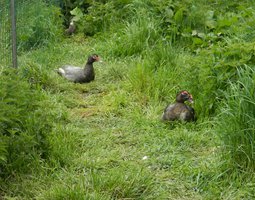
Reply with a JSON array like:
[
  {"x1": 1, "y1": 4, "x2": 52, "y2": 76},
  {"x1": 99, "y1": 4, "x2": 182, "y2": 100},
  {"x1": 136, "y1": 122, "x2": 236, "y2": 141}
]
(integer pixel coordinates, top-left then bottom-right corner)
[
  {"x1": 0, "y1": 0, "x2": 63, "y2": 69},
  {"x1": 0, "y1": 0, "x2": 12, "y2": 67}
]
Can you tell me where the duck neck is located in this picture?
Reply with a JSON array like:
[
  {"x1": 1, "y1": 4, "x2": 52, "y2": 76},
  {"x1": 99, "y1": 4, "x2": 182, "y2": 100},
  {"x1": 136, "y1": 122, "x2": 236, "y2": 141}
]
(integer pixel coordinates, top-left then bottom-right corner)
[
  {"x1": 176, "y1": 96, "x2": 185, "y2": 103},
  {"x1": 84, "y1": 62, "x2": 94, "y2": 74}
]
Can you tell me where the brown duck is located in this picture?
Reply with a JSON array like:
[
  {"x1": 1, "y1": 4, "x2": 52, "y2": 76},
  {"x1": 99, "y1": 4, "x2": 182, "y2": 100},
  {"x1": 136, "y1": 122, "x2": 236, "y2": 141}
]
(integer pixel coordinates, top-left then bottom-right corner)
[
  {"x1": 57, "y1": 54, "x2": 100, "y2": 83},
  {"x1": 162, "y1": 90, "x2": 195, "y2": 122}
]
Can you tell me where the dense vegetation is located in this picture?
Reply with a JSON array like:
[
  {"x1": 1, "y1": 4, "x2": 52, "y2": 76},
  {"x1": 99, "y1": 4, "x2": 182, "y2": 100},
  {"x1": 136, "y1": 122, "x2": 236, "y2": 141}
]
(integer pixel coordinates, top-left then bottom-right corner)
[{"x1": 0, "y1": 0, "x2": 255, "y2": 199}]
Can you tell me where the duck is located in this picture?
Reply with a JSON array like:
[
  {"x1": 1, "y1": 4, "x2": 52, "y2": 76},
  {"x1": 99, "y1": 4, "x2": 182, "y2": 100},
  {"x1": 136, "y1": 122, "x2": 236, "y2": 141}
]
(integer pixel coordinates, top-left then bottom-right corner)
[
  {"x1": 65, "y1": 19, "x2": 76, "y2": 35},
  {"x1": 57, "y1": 54, "x2": 100, "y2": 83},
  {"x1": 162, "y1": 90, "x2": 195, "y2": 122}
]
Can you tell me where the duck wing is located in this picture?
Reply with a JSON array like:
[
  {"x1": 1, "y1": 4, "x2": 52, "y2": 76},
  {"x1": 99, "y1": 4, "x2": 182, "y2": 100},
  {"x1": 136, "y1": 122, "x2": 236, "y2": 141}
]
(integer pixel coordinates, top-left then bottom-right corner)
[
  {"x1": 186, "y1": 105, "x2": 196, "y2": 121},
  {"x1": 178, "y1": 105, "x2": 195, "y2": 121},
  {"x1": 162, "y1": 103, "x2": 178, "y2": 121},
  {"x1": 57, "y1": 65, "x2": 85, "y2": 83}
]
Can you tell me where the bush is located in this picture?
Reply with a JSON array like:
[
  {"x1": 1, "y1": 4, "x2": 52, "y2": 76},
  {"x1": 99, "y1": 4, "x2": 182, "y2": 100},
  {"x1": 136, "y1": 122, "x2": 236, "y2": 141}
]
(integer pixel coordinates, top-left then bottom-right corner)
[
  {"x1": 80, "y1": 0, "x2": 132, "y2": 36},
  {"x1": 0, "y1": 68, "x2": 67, "y2": 176}
]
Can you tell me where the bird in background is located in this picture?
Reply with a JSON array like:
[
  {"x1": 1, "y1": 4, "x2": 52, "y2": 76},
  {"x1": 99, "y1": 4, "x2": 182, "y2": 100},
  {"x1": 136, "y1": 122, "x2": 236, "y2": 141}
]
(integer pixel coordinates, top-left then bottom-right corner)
[{"x1": 65, "y1": 19, "x2": 76, "y2": 35}]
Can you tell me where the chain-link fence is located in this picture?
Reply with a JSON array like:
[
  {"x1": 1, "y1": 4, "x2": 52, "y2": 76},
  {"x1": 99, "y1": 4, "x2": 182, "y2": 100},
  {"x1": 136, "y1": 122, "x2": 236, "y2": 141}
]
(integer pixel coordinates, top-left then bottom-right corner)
[
  {"x1": 0, "y1": 0, "x2": 12, "y2": 68},
  {"x1": 0, "y1": 0, "x2": 64, "y2": 69}
]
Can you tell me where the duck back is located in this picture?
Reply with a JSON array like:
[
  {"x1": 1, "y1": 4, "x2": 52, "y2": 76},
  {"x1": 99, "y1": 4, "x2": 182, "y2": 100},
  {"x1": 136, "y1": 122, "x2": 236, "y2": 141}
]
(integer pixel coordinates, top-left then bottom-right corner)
[
  {"x1": 57, "y1": 65, "x2": 91, "y2": 83},
  {"x1": 162, "y1": 102, "x2": 195, "y2": 122},
  {"x1": 57, "y1": 54, "x2": 100, "y2": 83}
]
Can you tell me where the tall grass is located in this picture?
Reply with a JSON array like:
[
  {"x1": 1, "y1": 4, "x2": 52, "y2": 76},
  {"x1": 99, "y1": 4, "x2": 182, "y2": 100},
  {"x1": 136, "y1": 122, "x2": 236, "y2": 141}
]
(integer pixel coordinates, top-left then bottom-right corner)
[
  {"x1": 127, "y1": 43, "x2": 182, "y2": 104},
  {"x1": 216, "y1": 65, "x2": 255, "y2": 172},
  {"x1": 93, "y1": 0, "x2": 255, "y2": 119}
]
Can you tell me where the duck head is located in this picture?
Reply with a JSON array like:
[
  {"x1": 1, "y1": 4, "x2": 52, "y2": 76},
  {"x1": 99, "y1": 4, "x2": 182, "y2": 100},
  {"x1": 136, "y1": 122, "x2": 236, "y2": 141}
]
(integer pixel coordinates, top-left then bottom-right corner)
[
  {"x1": 176, "y1": 90, "x2": 193, "y2": 103},
  {"x1": 87, "y1": 54, "x2": 101, "y2": 64}
]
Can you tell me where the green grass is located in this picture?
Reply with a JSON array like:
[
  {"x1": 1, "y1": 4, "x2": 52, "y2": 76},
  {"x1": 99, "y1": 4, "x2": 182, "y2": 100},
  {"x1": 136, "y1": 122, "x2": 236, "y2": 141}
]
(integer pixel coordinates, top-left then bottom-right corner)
[
  {"x1": 0, "y1": 37, "x2": 253, "y2": 199},
  {"x1": 215, "y1": 66, "x2": 255, "y2": 173},
  {"x1": 1, "y1": 0, "x2": 255, "y2": 199}
]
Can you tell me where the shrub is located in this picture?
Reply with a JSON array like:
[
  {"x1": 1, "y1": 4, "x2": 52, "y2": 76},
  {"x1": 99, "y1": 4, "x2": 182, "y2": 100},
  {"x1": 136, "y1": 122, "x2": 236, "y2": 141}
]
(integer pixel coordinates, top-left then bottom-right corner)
[{"x1": 0, "y1": 68, "x2": 67, "y2": 176}]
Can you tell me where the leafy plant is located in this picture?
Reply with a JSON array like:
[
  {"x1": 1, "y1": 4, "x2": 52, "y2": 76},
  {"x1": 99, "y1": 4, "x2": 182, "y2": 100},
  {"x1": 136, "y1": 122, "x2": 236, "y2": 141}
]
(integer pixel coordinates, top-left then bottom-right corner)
[{"x1": 70, "y1": 7, "x2": 83, "y2": 22}]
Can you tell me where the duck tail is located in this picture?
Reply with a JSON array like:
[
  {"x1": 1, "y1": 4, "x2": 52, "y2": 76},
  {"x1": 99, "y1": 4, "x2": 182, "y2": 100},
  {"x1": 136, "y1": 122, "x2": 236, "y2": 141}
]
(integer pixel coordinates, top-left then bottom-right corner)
[{"x1": 56, "y1": 68, "x2": 65, "y2": 76}]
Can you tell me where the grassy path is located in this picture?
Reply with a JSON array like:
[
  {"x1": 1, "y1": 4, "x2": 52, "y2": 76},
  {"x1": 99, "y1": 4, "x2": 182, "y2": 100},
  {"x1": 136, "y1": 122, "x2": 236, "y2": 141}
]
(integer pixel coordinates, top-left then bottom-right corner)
[
  {"x1": 56, "y1": 78, "x2": 215, "y2": 200},
  {"x1": 14, "y1": 38, "x2": 241, "y2": 199}
]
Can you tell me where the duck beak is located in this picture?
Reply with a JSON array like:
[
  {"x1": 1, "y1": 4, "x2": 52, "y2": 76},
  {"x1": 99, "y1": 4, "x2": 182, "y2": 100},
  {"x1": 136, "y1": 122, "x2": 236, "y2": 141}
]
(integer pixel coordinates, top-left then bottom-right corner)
[
  {"x1": 96, "y1": 56, "x2": 103, "y2": 63},
  {"x1": 188, "y1": 95, "x2": 194, "y2": 103}
]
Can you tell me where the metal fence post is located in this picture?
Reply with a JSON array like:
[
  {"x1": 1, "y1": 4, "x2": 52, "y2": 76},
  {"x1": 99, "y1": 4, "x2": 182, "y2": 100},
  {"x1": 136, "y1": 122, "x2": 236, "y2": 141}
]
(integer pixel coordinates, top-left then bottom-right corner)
[{"x1": 10, "y1": 0, "x2": 17, "y2": 68}]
